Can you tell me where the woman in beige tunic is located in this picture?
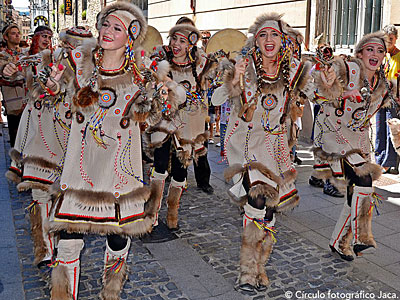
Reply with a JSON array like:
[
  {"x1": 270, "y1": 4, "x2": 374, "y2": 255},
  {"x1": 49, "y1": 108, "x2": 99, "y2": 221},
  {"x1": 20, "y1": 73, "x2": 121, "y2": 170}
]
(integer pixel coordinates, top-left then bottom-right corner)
[
  {"x1": 312, "y1": 32, "x2": 394, "y2": 261},
  {"x1": 46, "y1": 3, "x2": 170, "y2": 299},
  {"x1": 147, "y1": 23, "x2": 216, "y2": 231},
  {"x1": 211, "y1": 13, "x2": 332, "y2": 292}
]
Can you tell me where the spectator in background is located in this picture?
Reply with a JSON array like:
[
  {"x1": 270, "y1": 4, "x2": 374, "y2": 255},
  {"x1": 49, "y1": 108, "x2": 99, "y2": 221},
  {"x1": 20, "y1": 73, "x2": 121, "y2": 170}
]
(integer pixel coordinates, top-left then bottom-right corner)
[
  {"x1": 0, "y1": 24, "x2": 28, "y2": 146},
  {"x1": 375, "y1": 24, "x2": 399, "y2": 174}
]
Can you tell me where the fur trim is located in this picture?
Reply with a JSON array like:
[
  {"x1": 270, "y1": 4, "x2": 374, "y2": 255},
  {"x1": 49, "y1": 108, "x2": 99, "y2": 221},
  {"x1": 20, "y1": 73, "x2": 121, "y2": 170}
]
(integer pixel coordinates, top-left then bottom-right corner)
[
  {"x1": 224, "y1": 163, "x2": 246, "y2": 182},
  {"x1": 256, "y1": 235, "x2": 273, "y2": 287},
  {"x1": 176, "y1": 150, "x2": 192, "y2": 167},
  {"x1": 168, "y1": 24, "x2": 201, "y2": 42},
  {"x1": 144, "y1": 179, "x2": 165, "y2": 219},
  {"x1": 30, "y1": 205, "x2": 47, "y2": 265},
  {"x1": 166, "y1": 185, "x2": 182, "y2": 229},
  {"x1": 17, "y1": 181, "x2": 49, "y2": 192},
  {"x1": 354, "y1": 31, "x2": 387, "y2": 54},
  {"x1": 282, "y1": 169, "x2": 297, "y2": 185},
  {"x1": 276, "y1": 194, "x2": 300, "y2": 212},
  {"x1": 100, "y1": 259, "x2": 128, "y2": 300},
  {"x1": 222, "y1": 64, "x2": 242, "y2": 98},
  {"x1": 312, "y1": 147, "x2": 364, "y2": 162},
  {"x1": 9, "y1": 148, "x2": 22, "y2": 164},
  {"x1": 22, "y1": 156, "x2": 59, "y2": 171},
  {"x1": 59, "y1": 30, "x2": 97, "y2": 50},
  {"x1": 248, "y1": 161, "x2": 284, "y2": 186},
  {"x1": 50, "y1": 265, "x2": 71, "y2": 300},
  {"x1": 354, "y1": 162, "x2": 383, "y2": 181},
  {"x1": 63, "y1": 186, "x2": 150, "y2": 206},
  {"x1": 356, "y1": 195, "x2": 377, "y2": 247},
  {"x1": 248, "y1": 183, "x2": 279, "y2": 207},
  {"x1": 239, "y1": 221, "x2": 269, "y2": 286},
  {"x1": 248, "y1": 13, "x2": 303, "y2": 44},
  {"x1": 339, "y1": 228, "x2": 353, "y2": 256},
  {"x1": 73, "y1": 86, "x2": 99, "y2": 113},
  {"x1": 96, "y1": 2, "x2": 148, "y2": 45},
  {"x1": 5, "y1": 170, "x2": 21, "y2": 184},
  {"x1": 155, "y1": 60, "x2": 170, "y2": 81},
  {"x1": 312, "y1": 57, "x2": 347, "y2": 100}
]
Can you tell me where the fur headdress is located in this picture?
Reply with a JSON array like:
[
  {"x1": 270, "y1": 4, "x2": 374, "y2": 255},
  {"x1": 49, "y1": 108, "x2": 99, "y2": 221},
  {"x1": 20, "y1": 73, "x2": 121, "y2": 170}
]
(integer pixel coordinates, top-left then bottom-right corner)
[
  {"x1": 96, "y1": 1, "x2": 147, "y2": 44},
  {"x1": 59, "y1": 26, "x2": 95, "y2": 49},
  {"x1": 354, "y1": 31, "x2": 387, "y2": 54},
  {"x1": 246, "y1": 13, "x2": 303, "y2": 48},
  {"x1": 168, "y1": 24, "x2": 201, "y2": 45}
]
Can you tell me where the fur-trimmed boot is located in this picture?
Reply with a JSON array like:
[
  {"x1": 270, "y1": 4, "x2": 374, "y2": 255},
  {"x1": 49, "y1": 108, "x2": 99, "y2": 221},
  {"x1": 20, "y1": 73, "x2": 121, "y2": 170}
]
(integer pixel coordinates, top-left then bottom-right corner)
[
  {"x1": 329, "y1": 201, "x2": 354, "y2": 261},
  {"x1": 51, "y1": 239, "x2": 84, "y2": 300},
  {"x1": 100, "y1": 238, "x2": 130, "y2": 300},
  {"x1": 30, "y1": 189, "x2": 55, "y2": 265},
  {"x1": 166, "y1": 179, "x2": 185, "y2": 229},
  {"x1": 351, "y1": 186, "x2": 376, "y2": 256},
  {"x1": 238, "y1": 203, "x2": 268, "y2": 292},
  {"x1": 149, "y1": 170, "x2": 168, "y2": 226}
]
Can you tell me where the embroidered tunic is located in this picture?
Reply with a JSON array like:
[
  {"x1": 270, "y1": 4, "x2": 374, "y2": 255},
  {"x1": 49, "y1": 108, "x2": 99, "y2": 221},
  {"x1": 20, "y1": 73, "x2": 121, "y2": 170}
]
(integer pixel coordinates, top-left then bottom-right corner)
[
  {"x1": 312, "y1": 58, "x2": 389, "y2": 186},
  {"x1": 49, "y1": 43, "x2": 159, "y2": 236},
  {"x1": 9, "y1": 49, "x2": 74, "y2": 188},
  {"x1": 213, "y1": 53, "x2": 312, "y2": 209},
  {"x1": 148, "y1": 46, "x2": 214, "y2": 165}
]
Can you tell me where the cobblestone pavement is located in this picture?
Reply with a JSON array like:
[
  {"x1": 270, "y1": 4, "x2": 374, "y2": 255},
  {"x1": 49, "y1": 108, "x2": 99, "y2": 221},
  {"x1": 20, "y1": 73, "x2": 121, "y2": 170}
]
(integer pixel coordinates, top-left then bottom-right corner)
[{"x1": 2, "y1": 125, "x2": 400, "y2": 299}]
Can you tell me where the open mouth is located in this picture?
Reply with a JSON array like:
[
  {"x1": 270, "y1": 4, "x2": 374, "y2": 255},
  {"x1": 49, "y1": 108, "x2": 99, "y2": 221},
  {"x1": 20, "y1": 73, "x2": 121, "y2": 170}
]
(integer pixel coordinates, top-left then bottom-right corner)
[
  {"x1": 264, "y1": 44, "x2": 275, "y2": 52},
  {"x1": 103, "y1": 36, "x2": 113, "y2": 42},
  {"x1": 173, "y1": 47, "x2": 181, "y2": 55},
  {"x1": 369, "y1": 58, "x2": 379, "y2": 66}
]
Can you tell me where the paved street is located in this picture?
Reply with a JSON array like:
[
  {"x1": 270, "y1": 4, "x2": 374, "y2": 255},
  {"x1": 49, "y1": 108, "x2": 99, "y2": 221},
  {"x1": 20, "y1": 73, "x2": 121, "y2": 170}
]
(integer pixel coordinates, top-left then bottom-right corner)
[{"x1": 1, "y1": 124, "x2": 400, "y2": 300}]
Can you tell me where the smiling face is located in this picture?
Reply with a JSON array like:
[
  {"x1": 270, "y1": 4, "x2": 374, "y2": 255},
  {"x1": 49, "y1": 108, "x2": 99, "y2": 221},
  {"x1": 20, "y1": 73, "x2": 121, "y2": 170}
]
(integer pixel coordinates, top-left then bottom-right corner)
[
  {"x1": 358, "y1": 43, "x2": 386, "y2": 73},
  {"x1": 255, "y1": 28, "x2": 282, "y2": 59},
  {"x1": 99, "y1": 16, "x2": 129, "y2": 51},
  {"x1": 37, "y1": 32, "x2": 52, "y2": 51},
  {"x1": 170, "y1": 34, "x2": 189, "y2": 60}
]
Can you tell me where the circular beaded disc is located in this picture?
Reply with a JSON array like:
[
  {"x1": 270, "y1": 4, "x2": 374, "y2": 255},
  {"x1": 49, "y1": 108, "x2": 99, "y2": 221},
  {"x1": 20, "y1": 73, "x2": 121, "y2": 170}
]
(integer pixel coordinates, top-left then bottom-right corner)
[
  {"x1": 98, "y1": 88, "x2": 117, "y2": 108},
  {"x1": 261, "y1": 94, "x2": 278, "y2": 110}
]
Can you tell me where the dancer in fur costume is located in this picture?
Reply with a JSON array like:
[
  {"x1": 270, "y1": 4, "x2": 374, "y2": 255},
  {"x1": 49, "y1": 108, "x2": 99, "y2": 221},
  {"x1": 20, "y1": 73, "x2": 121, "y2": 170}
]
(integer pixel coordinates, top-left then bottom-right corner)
[
  {"x1": 45, "y1": 3, "x2": 173, "y2": 299},
  {"x1": 146, "y1": 21, "x2": 217, "y2": 232},
  {"x1": 311, "y1": 32, "x2": 395, "y2": 261},
  {"x1": 3, "y1": 25, "x2": 68, "y2": 267},
  {"x1": 211, "y1": 13, "x2": 332, "y2": 292}
]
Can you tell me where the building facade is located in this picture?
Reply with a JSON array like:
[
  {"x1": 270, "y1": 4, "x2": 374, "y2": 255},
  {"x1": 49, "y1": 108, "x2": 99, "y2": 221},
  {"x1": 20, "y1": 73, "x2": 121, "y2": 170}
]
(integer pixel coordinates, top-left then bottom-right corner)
[{"x1": 148, "y1": 0, "x2": 400, "y2": 52}]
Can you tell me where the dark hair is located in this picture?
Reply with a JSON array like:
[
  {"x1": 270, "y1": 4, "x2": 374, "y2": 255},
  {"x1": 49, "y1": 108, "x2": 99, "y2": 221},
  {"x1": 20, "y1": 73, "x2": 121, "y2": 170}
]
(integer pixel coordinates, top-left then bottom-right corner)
[
  {"x1": 34, "y1": 25, "x2": 52, "y2": 35},
  {"x1": 176, "y1": 17, "x2": 195, "y2": 26},
  {"x1": 0, "y1": 40, "x2": 7, "y2": 48}
]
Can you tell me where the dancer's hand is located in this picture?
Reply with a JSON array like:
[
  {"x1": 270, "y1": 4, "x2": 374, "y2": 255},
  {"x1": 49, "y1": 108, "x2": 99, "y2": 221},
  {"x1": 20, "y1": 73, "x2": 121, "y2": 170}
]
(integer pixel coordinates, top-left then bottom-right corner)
[
  {"x1": 321, "y1": 65, "x2": 336, "y2": 88},
  {"x1": 232, "y1": 59, "x2": 246, "y2": 86},
  {"x1": 46, "y1": 64, "x2": 65, "y2": 88},
  {"x1": 342, "y1": 89, "x2": 362, "y2": 102},
  {"x1": 3, "y1": 62, "x2": 18, "y2": 77}
]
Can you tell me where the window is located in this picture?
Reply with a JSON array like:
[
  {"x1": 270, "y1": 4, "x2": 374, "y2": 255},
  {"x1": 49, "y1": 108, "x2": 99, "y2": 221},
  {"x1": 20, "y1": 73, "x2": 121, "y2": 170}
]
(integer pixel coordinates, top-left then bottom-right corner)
[
  {"x1": 131, "y1": 0, "x2": 148, "y2": 17},
  {"x1": 317, "y1": 0, "x2": 384, "y2": 53}
]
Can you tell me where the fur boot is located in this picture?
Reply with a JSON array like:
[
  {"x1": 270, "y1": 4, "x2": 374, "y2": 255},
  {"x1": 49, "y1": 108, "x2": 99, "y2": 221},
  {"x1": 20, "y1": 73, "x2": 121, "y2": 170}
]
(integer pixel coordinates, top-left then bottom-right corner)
[
  {"x1": 166, "y1": 179, "x2": 185, "y2": 229},
  {"x1": 149, "y1": 171, "x2": 168, "y2": 226},
  {"x1": 100, "y1": 238, "x2": 131, "y2": 300},
  {"x1": 239, "y1": 204, "x2": 268, "y2": 289},
  {"x1": 51, "y1": 239, "x2": 84, "y2": 300},
  {"x1": 352, "y1": 186, "x2": 376, "y2": 248},
  {"x1": 256, "y1": 233, "x2": 274, "y2": 288},
  {"x1": 31, "y1": 189, "x2": 54, "y2": 265}
]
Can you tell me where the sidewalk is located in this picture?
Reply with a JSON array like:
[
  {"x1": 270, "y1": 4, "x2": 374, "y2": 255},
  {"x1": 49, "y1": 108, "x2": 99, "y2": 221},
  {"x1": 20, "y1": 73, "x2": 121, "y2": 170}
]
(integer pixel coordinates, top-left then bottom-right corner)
[{"x1": 1, "y1": 124, "x2": 399, "y2": 299}]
